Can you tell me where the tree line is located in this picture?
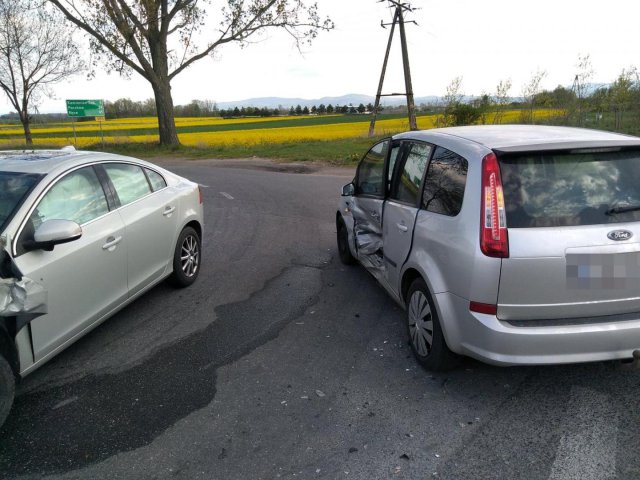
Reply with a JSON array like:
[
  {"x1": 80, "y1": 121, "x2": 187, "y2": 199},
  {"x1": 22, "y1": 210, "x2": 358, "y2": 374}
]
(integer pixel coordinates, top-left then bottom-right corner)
[{"x1": 103, "y1": 99, "x2": 380, "y2": 119}]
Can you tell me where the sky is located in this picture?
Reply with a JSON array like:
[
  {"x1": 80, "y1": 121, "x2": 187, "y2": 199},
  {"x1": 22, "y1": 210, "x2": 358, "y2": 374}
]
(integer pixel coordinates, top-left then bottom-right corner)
[{"x1": 5, "y1": 0, "x2": 640, "y2": 114}]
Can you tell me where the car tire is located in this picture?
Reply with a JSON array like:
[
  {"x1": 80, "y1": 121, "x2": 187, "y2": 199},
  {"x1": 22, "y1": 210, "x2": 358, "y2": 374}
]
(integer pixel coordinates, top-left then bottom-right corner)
[
  {"x1": 169, "y1": 226, "x2": 201, "y2": 288},
  {"x1": 337, "y1": 217, "x2": 356, "y2": 265},
  {"x1": 406, "y1": 278, "x2": 459, "y2": 371},
  {"x1": 0, "y1": 354, "x2": 15, "y2": 428}
]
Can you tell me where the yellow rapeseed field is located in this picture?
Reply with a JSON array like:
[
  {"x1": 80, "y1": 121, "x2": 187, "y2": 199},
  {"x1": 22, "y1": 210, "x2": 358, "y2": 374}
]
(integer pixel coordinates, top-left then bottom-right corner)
[
  {"x1": 0, "y1": 115, "x2": 316, "y2": 135},
  {"x1": 177, "y1": 116, "x2": 439, "y2": 147},
  {"x1": 0, "y1": 109, "x2": 564, "y2": 148}
]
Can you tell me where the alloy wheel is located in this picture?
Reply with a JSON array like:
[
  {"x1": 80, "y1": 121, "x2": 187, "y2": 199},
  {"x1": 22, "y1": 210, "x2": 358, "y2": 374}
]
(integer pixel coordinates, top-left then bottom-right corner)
[
  {"x1": 180, "y1": 234, "x2": 200, "y2": 278},
  {"x1": 408, "y1": 290, "x2": 433, "y2": 357}
]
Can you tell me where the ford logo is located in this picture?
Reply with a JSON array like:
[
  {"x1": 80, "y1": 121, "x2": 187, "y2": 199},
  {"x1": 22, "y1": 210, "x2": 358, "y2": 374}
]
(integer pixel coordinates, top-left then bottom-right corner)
[{"x1": 607, "y1": 230, "x2": 633, "y2": 241}]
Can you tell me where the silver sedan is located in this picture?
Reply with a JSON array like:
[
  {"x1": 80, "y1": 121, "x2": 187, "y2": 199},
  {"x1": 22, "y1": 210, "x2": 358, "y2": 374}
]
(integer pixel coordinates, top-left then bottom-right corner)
[{"x1": 0, "y1": 149, "x2": 203, "y2": 426}]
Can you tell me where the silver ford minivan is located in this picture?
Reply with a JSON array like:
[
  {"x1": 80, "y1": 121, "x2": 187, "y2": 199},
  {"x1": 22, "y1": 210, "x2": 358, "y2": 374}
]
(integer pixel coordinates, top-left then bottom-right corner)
[{"x1": 337, "y1": 125, "x2": 640, "y2": 370}]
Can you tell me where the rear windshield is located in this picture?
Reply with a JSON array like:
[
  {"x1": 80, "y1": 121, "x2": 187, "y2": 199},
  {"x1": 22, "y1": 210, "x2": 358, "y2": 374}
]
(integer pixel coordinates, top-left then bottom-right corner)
[
  {"x1": 0, "y1": 172, "x2": 41, "y2": 232},
  {"x1": 499, "y1": 149, "x2": 640, "y2": 228}
]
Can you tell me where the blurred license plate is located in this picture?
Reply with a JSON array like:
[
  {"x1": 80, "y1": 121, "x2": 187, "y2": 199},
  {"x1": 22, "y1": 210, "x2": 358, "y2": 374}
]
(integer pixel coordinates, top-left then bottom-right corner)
[{"x1": 566, "y1": 252, "x2": 640, "y2": 289}]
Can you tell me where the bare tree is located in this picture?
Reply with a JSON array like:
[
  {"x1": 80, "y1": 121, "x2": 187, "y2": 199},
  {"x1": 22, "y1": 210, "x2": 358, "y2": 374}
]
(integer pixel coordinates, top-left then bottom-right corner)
[
  {"x1": 48, "y1": 0, "x2": 333, "y2": 146},
  {"x1": 520, "y1": 69, "x2": 547, "y2": 124},
  {"x1": 572, "y1": 54, "x2": 594, "y2": 125},
  {"x1": 474, "y1": 93, "x2": 492, "y2": 125},
  {"x1": 493, "y1": 78, "x2": 511, "y2": 124},
  {"x1": 0, "y1": 0, "x2": 83, "y2": 144},
  {"x1": 610, "y1": 66, "x2": 638, "y2": 129},
  {"x1": 438, "y1": 76, "x2": 463, "y2": 127}
]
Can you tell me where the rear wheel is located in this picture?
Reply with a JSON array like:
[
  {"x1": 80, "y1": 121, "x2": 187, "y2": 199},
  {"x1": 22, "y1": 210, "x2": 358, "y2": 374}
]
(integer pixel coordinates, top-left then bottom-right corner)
[
  {"x1": 406, "y1": 278, "x2": 459, "y2": 371},
  {"x1": 0, "y1": 354, "x2": 15, "y2": 427},
  {"x1": 169, "y1": 226, "x2": 201, "y2": 288},
  {"x1": 337, "y1": 217, "x2": 356, "y2": 265}
]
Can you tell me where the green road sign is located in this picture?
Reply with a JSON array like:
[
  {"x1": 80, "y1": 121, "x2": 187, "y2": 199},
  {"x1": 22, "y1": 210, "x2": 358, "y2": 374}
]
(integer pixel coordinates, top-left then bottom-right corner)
[{"x1": 66, "y1": 99, "x2": 104, "y2": 117}]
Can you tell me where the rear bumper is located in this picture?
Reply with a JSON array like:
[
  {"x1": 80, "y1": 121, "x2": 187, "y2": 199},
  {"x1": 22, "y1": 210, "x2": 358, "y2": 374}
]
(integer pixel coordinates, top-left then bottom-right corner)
[{"x1": 436, "y1": 292, "x2": 640, "y2": 366}]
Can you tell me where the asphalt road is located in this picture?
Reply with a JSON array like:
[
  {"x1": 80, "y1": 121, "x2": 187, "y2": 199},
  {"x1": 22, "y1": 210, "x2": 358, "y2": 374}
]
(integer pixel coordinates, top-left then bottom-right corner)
[{"x1": 0, "y1": 159, "x2": 639, "y2": 480}]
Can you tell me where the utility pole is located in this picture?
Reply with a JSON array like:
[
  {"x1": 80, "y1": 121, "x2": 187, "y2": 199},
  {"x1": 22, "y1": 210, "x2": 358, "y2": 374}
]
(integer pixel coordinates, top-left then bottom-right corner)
[
  {"x1": 571, "y1": 74, "x2": 583, "y2": 126},
  {"x1": 368, "y1": 0, "x2": 418, "y2": 137}
]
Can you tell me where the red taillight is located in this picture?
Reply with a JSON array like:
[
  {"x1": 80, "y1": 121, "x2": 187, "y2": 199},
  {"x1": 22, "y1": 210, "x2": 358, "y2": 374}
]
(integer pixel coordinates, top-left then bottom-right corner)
[
  {"x1": 480, "y1": 153, "x2": 508, "y2": 258},
  {"x1": 198, "y1": 186, "x2": 203, "y2": 204},
  {"x1": 469, "y1": 301, "x2": 497, "y2": 315}
]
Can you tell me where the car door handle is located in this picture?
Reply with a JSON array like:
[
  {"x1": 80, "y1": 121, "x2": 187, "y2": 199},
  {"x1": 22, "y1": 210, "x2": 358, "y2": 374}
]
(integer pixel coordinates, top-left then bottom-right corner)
[
  {"x1": 102, "y1": 236, "x2": 122, "y2": 250},
  {"x1": 163, "y1": 206, "x2": 176, "y2": 216},
  {"x1": 397, "y1": 223, "x2": 408, "y2": 232}
]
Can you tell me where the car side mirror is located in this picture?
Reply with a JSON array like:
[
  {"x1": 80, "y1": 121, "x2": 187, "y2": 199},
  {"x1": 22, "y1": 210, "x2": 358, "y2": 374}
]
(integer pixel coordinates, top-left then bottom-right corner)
[
  {"x1": 341, "y1": 183, "x2": 355, "y2": 196},
  {"x1": 23, "y1": 219, "x2": 82, "y2": 252}
]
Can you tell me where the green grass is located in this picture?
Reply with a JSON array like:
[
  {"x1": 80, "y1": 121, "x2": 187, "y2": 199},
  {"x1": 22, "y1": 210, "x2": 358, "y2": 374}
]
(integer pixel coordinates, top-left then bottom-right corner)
[{"x1": 83, "y1": 136, "x2": 383, "y2": 165}]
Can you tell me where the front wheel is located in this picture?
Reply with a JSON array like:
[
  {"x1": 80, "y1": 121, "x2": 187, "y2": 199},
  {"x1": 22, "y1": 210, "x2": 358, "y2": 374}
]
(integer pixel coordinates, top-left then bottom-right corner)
[
  {"x1": 168, "y1": 226, "x2": 201, "y2": 288},
  {"x1": 0, "y1": 354, "x2": 15, "y2": 428},
  {"x1": 406, "y1": 278, "x2": 459, "y2": 371},
  {"x1": 337, "y1": 217, "x2": 356, "y2": 265}
]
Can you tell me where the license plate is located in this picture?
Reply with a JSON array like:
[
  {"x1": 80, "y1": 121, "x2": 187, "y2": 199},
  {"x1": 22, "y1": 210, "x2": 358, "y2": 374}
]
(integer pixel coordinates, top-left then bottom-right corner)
[{"x1": 566, "y1": 253, "x2": 640, "y2": 289}]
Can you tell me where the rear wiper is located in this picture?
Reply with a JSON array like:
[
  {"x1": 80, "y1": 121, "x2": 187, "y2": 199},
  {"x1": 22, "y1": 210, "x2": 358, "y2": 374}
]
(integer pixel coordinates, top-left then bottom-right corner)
[{"x1": 605, "y1": 204, "x2": 640, "y2": 215}]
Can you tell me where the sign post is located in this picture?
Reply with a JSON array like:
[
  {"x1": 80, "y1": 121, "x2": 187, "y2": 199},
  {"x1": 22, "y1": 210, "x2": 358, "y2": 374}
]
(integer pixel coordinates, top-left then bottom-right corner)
[
  {"x1": 96, "y1": 116, "x2": 105, "y2": 147},
  {"x1": 65, "y1": 100, "x2": 105, "y2": 147}
]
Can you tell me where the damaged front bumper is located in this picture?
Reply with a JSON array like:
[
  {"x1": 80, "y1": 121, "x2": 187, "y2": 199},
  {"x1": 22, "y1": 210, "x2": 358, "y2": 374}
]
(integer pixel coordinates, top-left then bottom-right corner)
[
  {"x1": 0, "y1": 276, "x2": 47, "y2": 319},
  {"x1": 0, "y1": 237, "x2": 47, "y2": 328}
]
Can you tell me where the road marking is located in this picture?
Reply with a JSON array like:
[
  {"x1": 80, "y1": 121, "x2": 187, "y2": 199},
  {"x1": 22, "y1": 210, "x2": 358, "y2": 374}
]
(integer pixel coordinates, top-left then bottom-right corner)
[
  {"x1": 52, "y1": 396, "x2": 79, "y2": 410},
  {"x1": 548, "y1": 386, "x2": 618, "y2": 480},
  {"x1": 220, "y1": 191, "x2": 234, "y2": 200}
]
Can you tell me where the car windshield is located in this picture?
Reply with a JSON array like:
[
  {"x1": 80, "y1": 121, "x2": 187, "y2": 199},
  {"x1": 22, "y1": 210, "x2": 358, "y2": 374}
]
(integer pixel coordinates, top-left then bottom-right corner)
[
  {"x1": 499, "y1": 148, "x2": 640, "y2": 228},
  {"x1": 0, "y1": 171, "x2": 41, "y2": 233}
]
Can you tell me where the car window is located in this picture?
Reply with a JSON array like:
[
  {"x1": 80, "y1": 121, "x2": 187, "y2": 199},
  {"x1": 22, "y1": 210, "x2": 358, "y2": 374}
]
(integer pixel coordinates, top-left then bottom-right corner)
[
  {"x1": 422, "y1": 146, "x2": 468, "y2": 216},
  {"x1": 104, "y1": 163, "x2": 152, "y2": 206},
  {"x1": 390, "y1": 142, "x2": 432, "y2": 205},
  {"x1": 356, "y1": 140, "x2": 388, "y2": 197},
  {"x1": 0, "y1": 172, "x2": 41, "y2": 232},
  {"x1": 500, "y1": 149, "x2": 640, "y2": 227},
  {"x1": 145, "y1": 168, "x2": 167, "y2": 191},
  {"x1": 31, "y1": 167, "x2": 109, "y2": 228}
]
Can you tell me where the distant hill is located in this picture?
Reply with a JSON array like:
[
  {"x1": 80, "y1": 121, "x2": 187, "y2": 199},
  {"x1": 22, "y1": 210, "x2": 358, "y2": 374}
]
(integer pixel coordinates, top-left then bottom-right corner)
[
  {"x1": 215, "y1": 94, "x2": 442, "y2": 109},
  {"x1": 214, "y1": 82, "x2": 615, "y2": 110}
]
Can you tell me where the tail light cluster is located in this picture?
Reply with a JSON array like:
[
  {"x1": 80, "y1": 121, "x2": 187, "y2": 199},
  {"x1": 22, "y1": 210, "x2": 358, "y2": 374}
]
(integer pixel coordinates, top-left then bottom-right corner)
[
  {"x1": 198, "y1": 185, "x2": 204, "y2": 204},
  {"x1": 480, "y1": 152, "x2": 509, "y2": 258},
  {"x1": 471, "y1": 153, "x2": 508, "y2": 316}
]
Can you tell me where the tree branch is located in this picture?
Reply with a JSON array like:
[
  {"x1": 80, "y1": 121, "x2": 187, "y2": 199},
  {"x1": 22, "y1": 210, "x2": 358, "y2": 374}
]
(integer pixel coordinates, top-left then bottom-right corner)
[
  {"x1": 170, "y1": 0, "x2": 331, "y2": 79},
  {"x1": 48, "y1": 0, "x2": 148, "y2": 78}
]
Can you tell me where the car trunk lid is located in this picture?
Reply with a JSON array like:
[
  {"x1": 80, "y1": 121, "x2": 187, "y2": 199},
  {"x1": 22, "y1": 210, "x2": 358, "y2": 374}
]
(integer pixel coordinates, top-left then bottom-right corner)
[{"x1": 496, "y1": 147, "x2": 640, "y2": 321}]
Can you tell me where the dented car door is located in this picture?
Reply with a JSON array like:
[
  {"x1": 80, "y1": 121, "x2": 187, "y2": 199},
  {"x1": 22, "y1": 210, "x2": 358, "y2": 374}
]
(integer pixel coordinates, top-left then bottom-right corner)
[
  {"x1": 350, "y1": 140, "x2": 403, "y2": 278},
  {"x1": 350, "y1": 140, "x2": 388, "y2": 273}
]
